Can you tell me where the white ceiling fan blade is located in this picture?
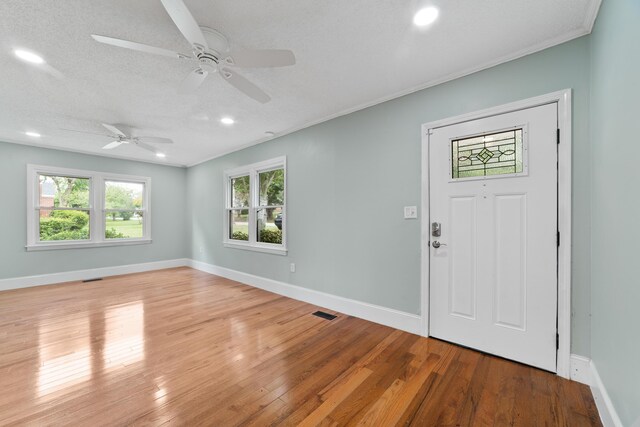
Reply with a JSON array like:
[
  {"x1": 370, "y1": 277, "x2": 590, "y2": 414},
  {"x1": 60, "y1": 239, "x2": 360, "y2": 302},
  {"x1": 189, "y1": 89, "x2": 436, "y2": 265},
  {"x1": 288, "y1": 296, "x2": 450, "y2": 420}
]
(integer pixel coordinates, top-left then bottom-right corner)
[
  {"x1": 91, "y1": 35, "x2": 189, "y2": 59},
  {"x1": 60, "y1": 128, "x2": 109, "y2": 137},
  {"x1": 138, "y1": 136, "x2": 173, "y2": 144},
  {"x1": 102, "y1": 141, "x2": 124, "y2": 150},
  {"x1": 225, "y1": 48, "x2": 295, "y2": 68},
  {"x1": 40, "y1": 64, "x2": 65, "y2": 80},
  {"x1": 102, "y1": 124, "x2": 127, "y2": 138},
  {"x1": 136, "y1": 142, "x2": 158, "y2": 153},
  {"x1": 220, "y1": 68, "x2": 270, "y2": 104},
  {"x1": 180, "y1": 69, "x2": 208, "y2": 93},
  {"x1": 160, "y1": 0, "x2": 208, "y2": 49}
]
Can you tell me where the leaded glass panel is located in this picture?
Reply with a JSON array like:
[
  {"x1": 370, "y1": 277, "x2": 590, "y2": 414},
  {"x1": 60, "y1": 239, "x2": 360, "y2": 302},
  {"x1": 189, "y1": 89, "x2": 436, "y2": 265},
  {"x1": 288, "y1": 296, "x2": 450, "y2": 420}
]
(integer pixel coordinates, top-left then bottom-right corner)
[{"x1": 451, "y1": 129, "x2": 524, "y2": 179}]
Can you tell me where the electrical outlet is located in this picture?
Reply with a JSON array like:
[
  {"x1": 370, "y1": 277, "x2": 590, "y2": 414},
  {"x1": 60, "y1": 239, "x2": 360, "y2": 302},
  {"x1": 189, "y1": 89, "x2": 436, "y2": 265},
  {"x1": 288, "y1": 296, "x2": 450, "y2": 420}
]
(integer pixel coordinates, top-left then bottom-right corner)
[
  {"x1": 290, "y1": 263, "x2": 296, "y2": 273},
  {"x1": 404, "y1": 206, "x2": 418, "y2": 219}
]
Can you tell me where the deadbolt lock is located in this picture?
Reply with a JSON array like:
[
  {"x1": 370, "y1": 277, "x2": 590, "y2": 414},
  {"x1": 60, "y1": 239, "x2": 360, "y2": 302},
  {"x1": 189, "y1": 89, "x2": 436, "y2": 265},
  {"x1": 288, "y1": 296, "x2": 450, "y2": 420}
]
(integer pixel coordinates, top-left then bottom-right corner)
[{"x1": 431, "y1": 222, "x2": 441, "y2": 237}]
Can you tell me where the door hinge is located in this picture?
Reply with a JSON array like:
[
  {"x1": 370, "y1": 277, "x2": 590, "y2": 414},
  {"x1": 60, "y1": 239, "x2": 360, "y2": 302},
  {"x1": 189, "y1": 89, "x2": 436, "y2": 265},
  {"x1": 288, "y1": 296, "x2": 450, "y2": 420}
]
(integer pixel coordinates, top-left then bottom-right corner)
[
  {"x1": 556, "y1": 333, "x2": 560, "y2": 349},
  {"x1": 557, "y1": 231, "x2": 560, "y2": 247},
  {"x1": 557, "y1": 128, "x2": 560, "y2": 144}
]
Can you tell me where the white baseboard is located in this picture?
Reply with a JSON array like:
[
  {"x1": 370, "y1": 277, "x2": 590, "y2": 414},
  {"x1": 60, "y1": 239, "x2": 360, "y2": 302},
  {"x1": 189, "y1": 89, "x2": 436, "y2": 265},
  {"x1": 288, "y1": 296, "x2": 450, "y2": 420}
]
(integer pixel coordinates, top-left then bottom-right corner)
[
  {"x1": 590, "y1": 360, "x2": 624, "y2": 427},
  {"x1": 0, "y1": 258, "x2": 190, "y2": 292},
  {"x1": 189, "y1": 260, "x2": 423, "y2": 335},
  {"x1": 570, "y1": 355, "x2": 624, "y2": 427},
  {"x1": 570, "y1": 354, "x2": 592, "y2": 385}
]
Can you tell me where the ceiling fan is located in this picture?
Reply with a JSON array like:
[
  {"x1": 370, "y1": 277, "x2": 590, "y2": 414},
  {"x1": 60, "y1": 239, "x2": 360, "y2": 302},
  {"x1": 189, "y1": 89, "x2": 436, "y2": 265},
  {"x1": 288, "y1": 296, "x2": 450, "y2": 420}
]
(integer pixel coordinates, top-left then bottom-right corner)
[
  {"x1": 91, "y1": 0, "x2": 296, "y2": 103},
  {"x1": 63, "y1": 123, "x2": 173, "y2": 154}
]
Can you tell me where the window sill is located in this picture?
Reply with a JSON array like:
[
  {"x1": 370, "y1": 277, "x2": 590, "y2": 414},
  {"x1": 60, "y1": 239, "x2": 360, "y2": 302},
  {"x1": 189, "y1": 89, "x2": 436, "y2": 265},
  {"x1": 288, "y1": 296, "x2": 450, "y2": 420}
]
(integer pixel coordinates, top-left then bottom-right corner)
[
  {"x1": 26, "y1": 239, "x2": 152, "y2": 252},
  {"x1": 223, "y1": 241, "x2": 288, "y2": 256}
]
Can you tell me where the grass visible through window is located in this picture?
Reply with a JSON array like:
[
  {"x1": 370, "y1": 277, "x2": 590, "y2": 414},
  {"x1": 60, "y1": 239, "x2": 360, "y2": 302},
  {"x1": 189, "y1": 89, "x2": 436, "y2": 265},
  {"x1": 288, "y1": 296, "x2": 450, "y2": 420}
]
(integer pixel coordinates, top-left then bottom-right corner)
[{"x1": 105, "y1": 219, "x2": 143, "y2": 239}]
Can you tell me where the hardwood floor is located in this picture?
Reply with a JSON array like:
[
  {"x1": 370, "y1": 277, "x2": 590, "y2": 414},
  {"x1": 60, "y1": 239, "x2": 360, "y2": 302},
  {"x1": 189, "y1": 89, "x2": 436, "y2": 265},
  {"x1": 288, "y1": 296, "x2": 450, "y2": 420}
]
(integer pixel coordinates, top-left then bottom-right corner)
[{"x1": 0, "y1": 267, "x2": 600, "y2": 426}]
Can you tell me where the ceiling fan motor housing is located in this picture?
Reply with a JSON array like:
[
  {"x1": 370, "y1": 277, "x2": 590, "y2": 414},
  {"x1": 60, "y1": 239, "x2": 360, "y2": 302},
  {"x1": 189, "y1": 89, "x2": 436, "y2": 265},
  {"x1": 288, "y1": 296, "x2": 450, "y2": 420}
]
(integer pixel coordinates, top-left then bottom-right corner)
[
  {"x1": 196, "y1": 51, "x2": 219, "y2": 72},
  {"x1": 196, "y1": 27, "x2": 229, "y2": 72}
]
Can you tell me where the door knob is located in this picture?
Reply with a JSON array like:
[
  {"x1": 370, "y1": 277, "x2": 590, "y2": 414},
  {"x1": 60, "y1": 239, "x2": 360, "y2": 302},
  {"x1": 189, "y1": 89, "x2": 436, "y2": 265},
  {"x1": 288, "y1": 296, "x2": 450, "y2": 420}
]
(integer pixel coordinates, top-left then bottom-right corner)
[{"x1": 432, "y1": 241, "x2": 447, "y2": 248}]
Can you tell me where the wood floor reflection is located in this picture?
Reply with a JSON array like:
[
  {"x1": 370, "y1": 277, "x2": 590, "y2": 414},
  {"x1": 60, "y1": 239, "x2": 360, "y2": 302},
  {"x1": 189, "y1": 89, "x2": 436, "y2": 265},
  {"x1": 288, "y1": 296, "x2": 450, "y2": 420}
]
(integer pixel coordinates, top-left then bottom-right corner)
[{"x1": 0, "y1": 267, "x2": 601, "y2": 426}]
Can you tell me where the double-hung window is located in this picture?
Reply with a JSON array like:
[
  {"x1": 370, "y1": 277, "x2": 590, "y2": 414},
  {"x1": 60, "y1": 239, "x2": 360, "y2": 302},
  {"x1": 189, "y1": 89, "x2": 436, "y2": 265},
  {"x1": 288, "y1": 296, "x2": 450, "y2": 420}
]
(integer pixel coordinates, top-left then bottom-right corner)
[
  {"x1": 27, "y1": 165, "x2": 151, "y2": 250},
  {"x1": 224, "y1": 157, "x2": 286, "y2": 255}
]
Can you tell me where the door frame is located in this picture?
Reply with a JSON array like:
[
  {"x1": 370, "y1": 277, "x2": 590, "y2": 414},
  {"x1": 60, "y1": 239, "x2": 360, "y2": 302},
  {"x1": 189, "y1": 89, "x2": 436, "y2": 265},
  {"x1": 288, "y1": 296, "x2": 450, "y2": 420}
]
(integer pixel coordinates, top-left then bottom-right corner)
[{"x1": 420, "y1": 89, "x2": 572, "y2": 378}]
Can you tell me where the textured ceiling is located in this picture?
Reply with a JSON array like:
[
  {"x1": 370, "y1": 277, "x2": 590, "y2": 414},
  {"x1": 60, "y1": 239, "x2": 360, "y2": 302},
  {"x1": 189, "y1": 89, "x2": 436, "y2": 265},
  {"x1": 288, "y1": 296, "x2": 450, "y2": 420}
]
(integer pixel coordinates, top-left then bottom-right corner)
[{"x1": 0, "y1": 0, "x2": 599, "y2": 167}]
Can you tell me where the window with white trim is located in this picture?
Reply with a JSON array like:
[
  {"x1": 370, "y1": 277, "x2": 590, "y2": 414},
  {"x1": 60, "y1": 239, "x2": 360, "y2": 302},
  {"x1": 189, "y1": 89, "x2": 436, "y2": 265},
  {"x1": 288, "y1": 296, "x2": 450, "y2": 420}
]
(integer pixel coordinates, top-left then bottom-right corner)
[
  {"x1": 224, "y1": 157, "x2": 286, "y2": 255},
  {"x1": 27, "y1": 165, "x2": 151, "y2": 251}
]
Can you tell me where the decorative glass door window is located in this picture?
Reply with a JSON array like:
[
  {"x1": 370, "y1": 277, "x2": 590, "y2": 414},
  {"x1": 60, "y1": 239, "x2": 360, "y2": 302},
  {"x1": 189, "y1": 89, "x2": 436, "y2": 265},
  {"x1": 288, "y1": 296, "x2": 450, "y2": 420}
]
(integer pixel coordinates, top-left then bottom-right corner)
[{"x1": 451, "y1": 128, "x2": 527, "y2": 180}]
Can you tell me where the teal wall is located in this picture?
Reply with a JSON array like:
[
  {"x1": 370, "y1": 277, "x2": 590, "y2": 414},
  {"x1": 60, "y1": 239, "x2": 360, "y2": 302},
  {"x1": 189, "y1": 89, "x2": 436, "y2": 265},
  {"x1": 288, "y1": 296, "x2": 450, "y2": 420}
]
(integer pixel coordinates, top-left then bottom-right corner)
[
  {"x1": 188, "y1": 37, "x2": 592, "y2": 356},
  {"x1": 0, "y1": 142, "x2": 189, "y2": 279},
  {"x1": 590, "y1": 1, "x2": 640, "y2": 425}
]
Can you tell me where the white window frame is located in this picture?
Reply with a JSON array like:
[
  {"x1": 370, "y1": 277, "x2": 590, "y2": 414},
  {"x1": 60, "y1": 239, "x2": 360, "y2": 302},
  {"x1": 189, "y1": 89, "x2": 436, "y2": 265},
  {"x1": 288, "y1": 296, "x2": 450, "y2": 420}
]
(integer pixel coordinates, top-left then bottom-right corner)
[
  {"x1": 26, "y1": 164, "x2": 152, "y2": 251},
  {"x1": 223, "y1": 156, "x2": 287, "y2": 255}
]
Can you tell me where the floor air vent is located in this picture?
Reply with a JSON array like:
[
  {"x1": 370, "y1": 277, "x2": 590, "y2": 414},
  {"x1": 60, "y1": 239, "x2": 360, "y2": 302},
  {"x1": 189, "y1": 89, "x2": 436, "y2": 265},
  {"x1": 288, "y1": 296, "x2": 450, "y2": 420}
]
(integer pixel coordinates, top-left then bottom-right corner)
[
  {"x1": 82, "y1": 278, "x2": 103, "y2": 283},
  {"x1": 312, "y1": 311, "x2": 337, "y2": 320}
]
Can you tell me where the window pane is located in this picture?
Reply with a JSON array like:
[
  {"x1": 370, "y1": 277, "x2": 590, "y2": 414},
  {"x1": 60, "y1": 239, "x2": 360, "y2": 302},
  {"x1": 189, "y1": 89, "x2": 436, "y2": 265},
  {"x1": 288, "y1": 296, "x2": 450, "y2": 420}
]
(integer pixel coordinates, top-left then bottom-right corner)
[
  {"x1": 105, "y1": 211, "x2": 143, "y2": 239},
  {"x1": 39, "y1": 175, "x2": 90, "y2": 208},
  {"x1": 258, "y1": 169, "x2": 284, "y2": 206},
  {"x1": 229, "y1": 209, "x2": 249, "y2": 241},
  {"x1": 230, "y1": 176, "x2": 250, "y2": 208},
  {"x1": 105, "y1": 181, "x2": 144, "y2": 210},
  {"x1": 257, "y1": 207, "x2": 283, "y2": 244},
  {"x1": 452, "y1": 129, "x2": 524, "y2": 179},
  {"x1": 39, "y1": 209, "x2": 90, "y2": 241}
]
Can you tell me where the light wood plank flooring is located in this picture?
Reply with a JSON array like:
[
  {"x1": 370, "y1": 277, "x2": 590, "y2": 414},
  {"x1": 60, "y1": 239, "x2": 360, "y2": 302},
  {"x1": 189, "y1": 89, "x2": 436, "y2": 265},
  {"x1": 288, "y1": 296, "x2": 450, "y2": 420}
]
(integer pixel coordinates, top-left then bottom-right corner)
[{"x1": 0, "y1": 267, "x2": 601, "y2": 426}]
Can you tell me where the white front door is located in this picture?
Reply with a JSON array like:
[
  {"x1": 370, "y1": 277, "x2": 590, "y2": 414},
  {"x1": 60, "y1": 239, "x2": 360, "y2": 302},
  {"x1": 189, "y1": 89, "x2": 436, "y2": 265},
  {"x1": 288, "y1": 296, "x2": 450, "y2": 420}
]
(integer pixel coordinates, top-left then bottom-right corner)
[{"x1": 428, "y1": 103, "x2": 558, "y2": 371}]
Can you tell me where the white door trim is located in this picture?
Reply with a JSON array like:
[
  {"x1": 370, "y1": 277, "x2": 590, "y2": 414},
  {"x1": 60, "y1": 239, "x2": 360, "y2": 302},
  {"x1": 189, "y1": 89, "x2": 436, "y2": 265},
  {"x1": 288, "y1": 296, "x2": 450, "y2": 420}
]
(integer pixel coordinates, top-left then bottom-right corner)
[{"x1": 420, "y1": 89, "x2": 572, "y2": 378}]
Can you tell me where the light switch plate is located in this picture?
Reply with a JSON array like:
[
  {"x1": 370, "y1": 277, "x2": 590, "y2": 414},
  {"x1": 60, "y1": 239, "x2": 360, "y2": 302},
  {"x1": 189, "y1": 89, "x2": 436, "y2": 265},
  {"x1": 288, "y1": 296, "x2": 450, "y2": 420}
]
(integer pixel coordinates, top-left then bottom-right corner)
[{"x1": 404, "y1": 206, "x2": 418, "y2": 219}]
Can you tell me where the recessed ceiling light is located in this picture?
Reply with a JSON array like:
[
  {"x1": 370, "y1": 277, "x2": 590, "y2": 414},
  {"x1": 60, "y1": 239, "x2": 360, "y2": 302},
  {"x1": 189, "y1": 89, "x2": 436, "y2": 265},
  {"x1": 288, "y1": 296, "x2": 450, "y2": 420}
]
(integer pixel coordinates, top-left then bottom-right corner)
[
  {"x1": 265, "y1": 131, "x2": 275, "y2": 137},
  {"x1": 25, "y1": 131, "x2": 41, "y2": 138},
  {"x1": 220, "y1": 117, "x2": 235, "y2": 125},
  {"x1": 413, "y1": 7, "x2": 439, "y2": 27},
  {"x1": 156, "y1": 152, "x2": 166, "y2": 158},
  {"x1": 14, "y1": 49, "x2": 45, "y2": 64}
]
